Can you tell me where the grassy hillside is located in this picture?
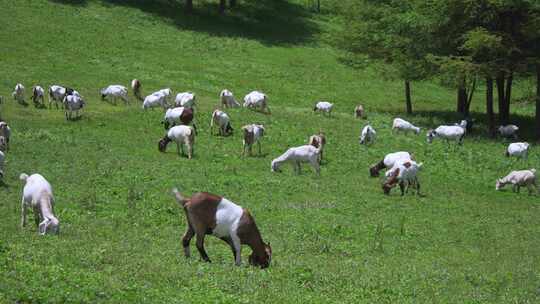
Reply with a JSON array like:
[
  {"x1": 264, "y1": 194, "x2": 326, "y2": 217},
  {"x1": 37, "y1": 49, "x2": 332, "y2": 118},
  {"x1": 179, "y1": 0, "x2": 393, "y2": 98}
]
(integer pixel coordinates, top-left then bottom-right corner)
[{"x1": 0, "y1": 1, "x2": 539, "y2": 303}]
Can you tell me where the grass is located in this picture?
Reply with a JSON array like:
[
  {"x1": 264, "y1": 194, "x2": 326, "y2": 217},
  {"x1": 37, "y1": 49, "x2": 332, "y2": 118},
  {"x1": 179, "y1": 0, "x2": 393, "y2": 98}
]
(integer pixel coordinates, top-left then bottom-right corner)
[{"x1": 0, "y1": 0, "x2": 539, "y2": 303}]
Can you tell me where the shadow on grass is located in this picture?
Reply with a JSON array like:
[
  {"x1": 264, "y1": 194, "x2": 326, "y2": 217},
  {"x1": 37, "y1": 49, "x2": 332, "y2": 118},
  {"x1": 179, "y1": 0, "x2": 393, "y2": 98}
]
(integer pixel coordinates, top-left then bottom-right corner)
[
  {"x1": 49, "y1": 0, "x2": 318, "y2": 46},
  {"x1": 388, "y1": 109, "x2": 538, "y2": 142}
]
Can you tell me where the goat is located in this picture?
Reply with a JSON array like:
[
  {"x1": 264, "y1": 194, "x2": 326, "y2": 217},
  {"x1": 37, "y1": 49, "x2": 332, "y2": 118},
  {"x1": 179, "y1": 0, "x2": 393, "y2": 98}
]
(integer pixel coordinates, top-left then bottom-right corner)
[
  {"x1": 157, "y1": 88, "x2": 173, "y2": 103},
  {"x1": 220, "y1": 89, "x2": 240, "y2": 108},
  {"x1": 496, "y1": 169, "x2": 538, "y2": 195},
  {"x1": 355, "y1": 105, "x2": 364, "y2": 118},
  {"x1": 131, "y1": 79, "x2": 143, "y2": 101},
  {"x1": 158, "y1": 125, "x2": 195, "y2": 159},
  {"x1": 48, "y1": 85, "x2": 79, "y2": 109},
  {"x1": 175, "y1": 92, "x2": 196, "y2": 109},
  {"x1": 426, "y1": 125, "x2": 465, "y2": 145},
  {"x1": 498, "y1": 124, "x2": 519, "y2": 139},
  {"x1": 313, "y1": 101, "x2": 333, "y2": 116},
  {"x1": 101, "y1": 85, "x2": 129, "y2": 105},
  {"x1": 369, "y1": 151, "x2": 412, "y2": 177},
  {"x1": 242, "y1": 124, "x2": 265, "y2": 156},
  {"x1": 243, "y1": 91, "x2": 270, "y2": 114},
  {"x1": 308, "y1": 132, "x2": 326, "y2": 164},
  {"x1": 142, "y1": 92, "x2": 168, "y2": 110},
  {"x1": 162, "y1": 107, "x2": 197, "y2": 132},
  {"x1": 210, "y1": 109, "x2": 233, "y2": 136},
  {"x1": 31, "y1": 86, "x2": 45, "y2": 107},
  {"x1": 392, "y1": 118, "x2": 420, "y2": 135},
  {"x1": 271, "y1": 145, "x2": 321, "y2": 175},
  {"x1": 63, "y1": 95, "x2": 85, "y2": 120},
  {"x1": 359, "y1": 125, "x2": 376, "y2": 145},
  {"x1": 382, "y1": 160, "x2": 423, "y2": 195},
  {"x1": 20, "y1": 173, "x2": 59, "y2": 235},
  {"x1": 506, "y1": 142, "x2": 529, "y2": 159},
  {"x1": 12, "y1": 83, "x2": 25, "y2": 105},
  {"x1": 0, "y1": 121, "x2": 11, "y2": 152},
  {"x1": 172, "y1": 189, "x2": 272, "y2": 268},
  {"x1": 0, "y1": 151, "x2": 4, "y2": 180}
]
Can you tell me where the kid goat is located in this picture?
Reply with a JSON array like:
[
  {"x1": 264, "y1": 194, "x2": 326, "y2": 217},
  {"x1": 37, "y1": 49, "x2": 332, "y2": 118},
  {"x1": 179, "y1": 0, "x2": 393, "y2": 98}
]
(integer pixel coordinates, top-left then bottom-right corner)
[
  {"x1": 242, "y1": 124, "x2": 265, "y2": 156},
  {"x1": 496, "y1": 169, "x2": 537, "y2": 195},
  {"x1": 158, "y1": 125, "x2": 195, "y2": 159},
  {"x1": 20, "y1": 173, "x2": 60, "y2": 235},
  {"x1": 382, "y1": 160, "x2": 423, "y2": 196},
  {"x1": 172, "y1": 189, "x2": 272, "y2": 268},
  {"x1": 369, "y1": 151, "x2": 412, "y2": 177},
  {"x1": 271, "y1": 145, "x2": 321, "y2": 175}
]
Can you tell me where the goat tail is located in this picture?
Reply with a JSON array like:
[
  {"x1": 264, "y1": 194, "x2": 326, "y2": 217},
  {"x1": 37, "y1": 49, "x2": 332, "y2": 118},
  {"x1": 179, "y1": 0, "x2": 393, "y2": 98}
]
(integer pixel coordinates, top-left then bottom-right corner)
[
  {"x1": 172, "y1": 188, "x2": 187, "y2": 207},
  {"x1": 19, "y1": 173, "x2": 29, "y2": 182}
]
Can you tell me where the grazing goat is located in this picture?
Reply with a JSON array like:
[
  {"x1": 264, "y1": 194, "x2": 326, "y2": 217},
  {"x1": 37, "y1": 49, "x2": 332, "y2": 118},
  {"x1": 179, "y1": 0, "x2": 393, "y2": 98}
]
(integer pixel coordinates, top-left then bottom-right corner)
[
  {"x1": 392, "y1": 118, "x2": 420, "y2": 135},
  {"x1": 0, "y1": 121, "x2": 11, "y2": 152},
  {"x1": 271, "y1": 145, "x2": 321, "y2": 175},
  {"x1": 496, "y1": 169, "x2": 538, "y2": 195},
  {"x1": 101, "y1": 85, "x2": 129, "y2": 105},
  {"x1": 313, "y1": 101, "x2": 333, "y2": 116},
  {"x1": 48, "y1": 85, "x2": 79, "y2": 109},
  {"x1": 244, "y1": 91, "x2": 270, "y2": 113},
  {"x1": 308, "y1": 132, "x2": 326, "y2": 163},
  {"x1": 175, "y1": 92, "x2": 196, "y2": 108},
  {"x1": 498, "y1": 124, "x2": 519, "y2": 139},
  {"x1": 382, "y1": 160, "x2": 423, "y2": 195},
  {"x1": 131, "y1": 79, "x2": 143, "y2": 101},
  {"x1": 0, "y1": 136, "x2": 6, "y2": 153},
  {"x1": 369, "y1": 151, "x2": 412, "y2": 177},
  {"x1": 162, "y1": 107, "x2": 197, "y2": 132},
  {"x1": 12, "y1": 83, "x2": 25, "y2": 105},
  {"x1": 0, "y1": 150, "x2": 4, "y2": 179},
  {"x1": 158, "y1": 125, "x2": 195, "y2": 159},
  {"x1": 63, "y1": 95, "x2": 85, "y2": 120},
  {"x1": 506, "y1": 142, "x2": 529, "y2": 159},
  {"x1": 31, "y1": 86, "x2": 45, "y2": 107},
  {"x1": 210, "y1": 109, "x2": 233, "y2": 136},
  {"x1": 359, "y1": 125, "x2": 376, "y2": 145},
  {"x1": 172, "y1": 189, "x2": 272, "y2": 268},
  {"x1": 157, "y1": 88, "x2": 173, "y2": 103},
  {"x1": 426, "y1": 125, "x2": 465, "y2": 145},
  {"x1": 242, "y1": 124, "x2": 265, "y2": 156},
  {"x1": 142, "y1": 92, "x2": 168, "y2": 110},
  {"x1": 454, "y1": 118, "x2": 474, "y2": 133},
  {"x1": 20, "y1": 173, "x2": 59, "y2": 235},
  {"x1": 220, "y1": 89, "x2": 240, "y2": 108},
  {"x1": 355, "y1": 105, "x2": 364, "y2": 118}
]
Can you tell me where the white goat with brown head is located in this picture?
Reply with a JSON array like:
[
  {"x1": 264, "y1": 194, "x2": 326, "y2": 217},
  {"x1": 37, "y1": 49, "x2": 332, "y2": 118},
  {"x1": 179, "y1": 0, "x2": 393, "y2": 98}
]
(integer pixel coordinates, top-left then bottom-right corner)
[
  {"x1": 308, "y1": 131, "x2": 326, "y2": 164},
  {"x1": 172, "y1": 189, "x2": 272, "y2": 268},
  {"x1": 242, "y1": 124, "x2": 265, "y2": 156}
]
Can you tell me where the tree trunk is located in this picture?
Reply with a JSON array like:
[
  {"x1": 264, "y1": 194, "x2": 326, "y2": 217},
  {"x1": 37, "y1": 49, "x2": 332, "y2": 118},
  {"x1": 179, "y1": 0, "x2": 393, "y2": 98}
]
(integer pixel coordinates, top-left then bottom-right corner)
[
  {"x1": 317, "y1": 0, "x2": 320, "y2": 12},
  {"x1": 496, "y1": 72, "x2": 508, "y2": 125},
  {"x1": 503, "y1": 72, "x2": 513, "y2": 124},
  {"x1": 457, "y1": 79, "x2": 468, "y2": 115},
  {"x1": 405, "y1": 80, "x2": 412, "y2": 114},
  {"x1": 186, "y1": 0, "x2": 193, "y2": 12},
  {"x1": 465, "y1": 77, "x2": 476, "y2": 116},
  {"x1": 536, "y1": 64, "x2": 540, "y2": 140},
  {"x1": 486, "y1": 77, "x2": 495, "y2": 137},
  {"x1": 229, "y1": 0, "x2": 236, "y2": 8},
  {"x1": 219, "y1": 0, "x2": 226, "y2": 14}
]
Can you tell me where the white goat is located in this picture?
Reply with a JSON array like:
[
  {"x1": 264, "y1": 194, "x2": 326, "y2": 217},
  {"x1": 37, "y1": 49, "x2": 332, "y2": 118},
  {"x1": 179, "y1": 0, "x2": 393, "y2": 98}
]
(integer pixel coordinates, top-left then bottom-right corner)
[
  {"x1": 20, "y1": 173, "x2": 60, "y2": 235},
  {"x1": 506, "y1": 142, "x2": 529, "y2": 159},
  {"x1": 142, "y1": 92, "x2": 168, "y2": 110},
  {"x1": 242, "y1": 124, "x2": 265, "y2": 156},
  {"x1": 382, "y1": 160, "x2": 423, "y2": 195},
  {"x1": 63, "y1": 95, "x2": 85, "y2": 120},
  {"x1": 313, "y1": 101, "x2": 333, "y2": 116},
  {"x1": 498, "y1": 124, "x2": 519, "y2": 139},
  {"x1": 101, "y1": 85, "x2": 128, "y2": 104},
  {"x1": 31, "y1": 86, "x2": 45, "y2": 107},
  {"x1": 359, "y1": 125, "x2": 376, "y2": 145},
  {"x1": 12, "y1": 83, "x2": 25, "y2": 104},
  {"x1": 210, "y1": 110, "x2": 233, "y2": 136},
  {"x1": 244, "y1": 91, "x2": 270, "y2": 113},
  {"x1": 426, "y1": 125, "x2": 465, "y2": 145},
  {"x1": 157, "y1": 88, "x2": 173, "y2": 103},
  {"x1": 220, "y1": 89, "x2": 240, "y2": 108},
  {"x1": 0, "y1": 122, "x2": 11, "y2": 152},
  {"x1": 496, "y1": 169, "x2": 537, "y2": 194},
  {"x1": 271, "y1": 145, "x2": 321, "y2": 175},
  {"x1": 158, "y1": 125, "x2": 195, "y2": 159},
  {"x1": 48, "y1": 85, "x2": 79, "y2": 109},
  {"x1": 369, "y1": 151, "x2": 412, "y2": 177},
  {"x1": 175, "y1": 92, "x2": 196, "y2": 108},
  {"x1": 392, "y1": 118, "x2": 420, "y2": 135}
]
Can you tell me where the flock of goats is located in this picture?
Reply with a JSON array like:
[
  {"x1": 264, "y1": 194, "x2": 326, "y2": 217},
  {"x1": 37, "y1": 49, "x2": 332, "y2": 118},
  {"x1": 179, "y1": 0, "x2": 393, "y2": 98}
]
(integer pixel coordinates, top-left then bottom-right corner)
[{"x1": 0, "y1": 79, "x2": 537, "y2": 269}]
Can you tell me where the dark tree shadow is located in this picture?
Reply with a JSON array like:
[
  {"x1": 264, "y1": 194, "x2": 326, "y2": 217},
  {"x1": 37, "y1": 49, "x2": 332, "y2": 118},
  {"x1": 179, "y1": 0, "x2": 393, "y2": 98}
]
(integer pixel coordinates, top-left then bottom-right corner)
[{"x1": 50, "y1": 0, "x2": 318, "y2": 45}]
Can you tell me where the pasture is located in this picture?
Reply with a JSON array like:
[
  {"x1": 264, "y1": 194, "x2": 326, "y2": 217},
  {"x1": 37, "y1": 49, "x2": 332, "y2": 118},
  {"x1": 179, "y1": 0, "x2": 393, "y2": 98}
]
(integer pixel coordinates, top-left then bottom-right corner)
[{"x1": 0, "y1": 1, "x2": 539, "y2": 303}]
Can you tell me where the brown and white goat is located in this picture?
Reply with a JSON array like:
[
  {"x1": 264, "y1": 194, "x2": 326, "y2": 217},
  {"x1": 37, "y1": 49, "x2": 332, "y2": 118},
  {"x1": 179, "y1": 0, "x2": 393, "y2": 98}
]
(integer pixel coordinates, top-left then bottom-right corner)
[
  {"x1": 172, "y1": 189, "x2": 272, "y2": 268},
  {"x1": 308, "y1": 132, "x2": 326, "y2": 163},
  {"x1": 382, "y1": 160, "x2": 422, "y2": 195},
  {"x1": 242, "y1": 124, "x2": 265, "y2": 156},
  {"x1": 131, "y1": 79, "x2": 143, "y2": 101},
  {"x1": 355, "y1": 105, "x2": 364, "y2": 118}
]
